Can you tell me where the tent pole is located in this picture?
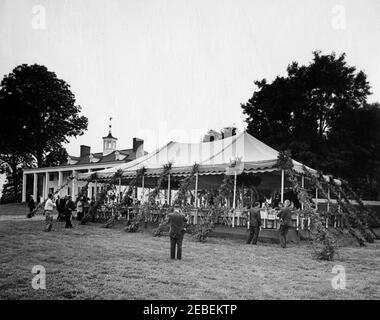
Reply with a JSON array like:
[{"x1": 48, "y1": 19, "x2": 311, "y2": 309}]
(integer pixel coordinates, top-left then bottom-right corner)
[
  {"x1": 337, "y1": 191, "x2": 341, "y2": 227},
  {"x1": 233, "y1": 171, "x2": 237, "y2": 209},
  {"x1": 194, "y1": 173, "x2": 199, "y2": 224},
  {"x1": 194, "y1": 173, "x2": 198, "y2": 207},
  {"x1": 281, "y1": 170, "x2": 284, "y2": 203}
]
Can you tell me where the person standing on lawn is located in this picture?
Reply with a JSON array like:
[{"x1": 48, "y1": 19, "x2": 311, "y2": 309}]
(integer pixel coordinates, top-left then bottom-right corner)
[
  {"x1": 246, "y1": 202, "x2": 262, "y2": 245},
  {"x1": 64, "y1": 195, "x2": 76, "y2": 228},
  {"x1": 58, "y1": 196, "x2": 68, "y2": 221},
  {"x1": 44, "y1": 194, "x2": 56, "y2": 232},
  {"x1": 76, "y1": 197, "x2": 84, "y2": 221},
  {"x1": 277, "y1": 199, "x2": 293, "y2": 248},
  {"x1": 83, "y1": 197, "x2": 90, "y2": 217},
  {"x1": 55, "y1": 195, "x2": 64, "y2": 221},
  {"x1": 27, "y1": 195, "x2": 36, "y2": 218},
  {"x1": 167, "y1": 206, "x2": 187, "y2": 260}
]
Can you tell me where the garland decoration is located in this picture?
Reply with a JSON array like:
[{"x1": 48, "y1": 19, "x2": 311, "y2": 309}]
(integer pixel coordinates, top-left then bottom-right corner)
[
  {"x1": 327, "y1": 176, "x2": 376, "y2": 243},
  {"x1": 341, "y1": 179, "x2": 380, "y2": 232},
  {"x1": 81, "y1": 170, "x2": 123, "y2": 225},
  {"x1": 173, "y1": 163, "x2": 199, "y2": 205},
  {"x1": 148, "y1": 163, "x2": 172, "y2": 203},
  {"x1": 215, "y1": 174, "x2": 234, "y2": 206},
  {"x1": 122, "y1": 167, "x2": 146, "y2": 199},
  {"x1": 277, "y1": 151, "x2": 337, "y2": 260}
]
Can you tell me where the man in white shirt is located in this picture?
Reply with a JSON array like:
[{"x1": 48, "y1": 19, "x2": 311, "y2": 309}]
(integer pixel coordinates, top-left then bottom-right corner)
[{"x1": 44, "y1": 194, "x2": 56, "y2": 232}]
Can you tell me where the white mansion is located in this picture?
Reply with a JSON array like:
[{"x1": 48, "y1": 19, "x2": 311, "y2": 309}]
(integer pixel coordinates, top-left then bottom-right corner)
[{"x1": 22, "y1": 127, "x2": 146, "y2": 203}]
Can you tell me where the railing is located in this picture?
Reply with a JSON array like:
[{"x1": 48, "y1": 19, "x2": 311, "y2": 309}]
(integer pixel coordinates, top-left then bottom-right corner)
[{"x1": 102, "y1": 204, "x2": 350, "y2": 231}]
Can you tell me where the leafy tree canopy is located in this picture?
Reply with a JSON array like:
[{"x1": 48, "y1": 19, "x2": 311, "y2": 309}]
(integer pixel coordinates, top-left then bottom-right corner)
[
  {"x1": 0, "y1": 64, "x2": 88, "y2": 167},
  {"x1": 0, "y1": 64, "x2": 88, "y2": 202},
  {"x1": 241, "y1": 51, "x2": 380, "y2": 199}
]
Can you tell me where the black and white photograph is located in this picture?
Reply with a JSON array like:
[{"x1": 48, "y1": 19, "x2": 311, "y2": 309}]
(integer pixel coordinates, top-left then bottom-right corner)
[{"x1": 0, "y1": 0, "x2": 379, "y2": 309}]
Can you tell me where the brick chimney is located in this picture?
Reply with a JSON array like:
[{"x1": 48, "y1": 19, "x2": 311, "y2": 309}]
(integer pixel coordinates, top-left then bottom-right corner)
[
  {"x1": 80, "y1": 145, "x2": 91, "y2": 158},
  {"x1": 133, "y1": 138, "x2": 144, "y2": 158}
]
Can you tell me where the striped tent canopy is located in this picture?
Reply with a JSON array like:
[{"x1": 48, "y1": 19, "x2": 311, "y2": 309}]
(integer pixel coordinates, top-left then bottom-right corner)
[{"x1": 78, "y1": 131, "x2": 341, "y2": 185}]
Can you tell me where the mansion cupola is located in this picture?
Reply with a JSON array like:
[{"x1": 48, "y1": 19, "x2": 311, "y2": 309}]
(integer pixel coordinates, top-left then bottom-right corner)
[{"x1": 102, "y1": 123, "x2": 118, "y2": 156}]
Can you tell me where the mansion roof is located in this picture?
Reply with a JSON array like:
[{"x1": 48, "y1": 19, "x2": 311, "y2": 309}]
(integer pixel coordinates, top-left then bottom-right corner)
[{"x1": 68, "y1": 148, "x2": 148, "y2": 165}]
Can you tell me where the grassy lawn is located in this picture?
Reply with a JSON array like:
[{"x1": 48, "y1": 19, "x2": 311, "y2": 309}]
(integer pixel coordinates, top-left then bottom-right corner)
[{"x1": 0, "y1": 209, "x2": 379, "y2": 300}]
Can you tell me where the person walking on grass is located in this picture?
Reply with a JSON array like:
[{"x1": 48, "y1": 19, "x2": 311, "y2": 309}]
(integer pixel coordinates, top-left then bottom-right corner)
[
  {"x1": 55, "y1": 195, "x2": 64, "y2": 221},
  {"x1": 247, "y1": 202, "x2": 262, "y2": 245},
  {"x1": 277, "y1": 199, "x2": 293, "y2": 248},
  {"x1": 83, "y1": 197, "x2": 90, "y2": 217},
  {"x1": 166, "y1": 206, "x2": 187, "y2": 260},
  {"x1": 44, "y1": 194, "x2": 56, "y2": 232},
  {"x1": 76, "y1": 197, "x2": 84, "y2": 221},
  {"x1": 64, "y1": 195, "x2": 75, "y2": 228},
  {"x1": 27, "y1": 195, "x2": 35, "y2": 218}
]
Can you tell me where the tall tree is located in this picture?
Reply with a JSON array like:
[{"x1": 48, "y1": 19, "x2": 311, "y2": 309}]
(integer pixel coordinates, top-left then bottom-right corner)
[
  {"x1": 0, "y1": 64, "x2": 88, "y2": 167},
  {"x1": 241, "y1": 51, "x2": 379, "y2": 199},
  {"x1": 0, "y1": 64, "x2": 88, "y2": 201}
]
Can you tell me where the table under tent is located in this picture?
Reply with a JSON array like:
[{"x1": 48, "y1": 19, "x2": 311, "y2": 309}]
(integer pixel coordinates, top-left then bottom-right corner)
[{"x1": 78, "y1": 131, "x2": 342, "y2": 230}]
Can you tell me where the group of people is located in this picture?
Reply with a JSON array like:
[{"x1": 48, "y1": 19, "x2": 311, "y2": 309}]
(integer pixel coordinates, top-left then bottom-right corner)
[
  {"x1": 162, "y1": 200, "x2": 295, "y2": 261},
  {"x1": 246, "y1": 199, "x2": 294, "y2": 248},
  {"x1": 27, "y1": 190, "x2": 295, "y2": 260},
  {"x1": 27, "y1": 193, "x2": 95, "y2": 232},
  {"x1": 43, "y1": 194, "x2": 76, "y2": 231}
]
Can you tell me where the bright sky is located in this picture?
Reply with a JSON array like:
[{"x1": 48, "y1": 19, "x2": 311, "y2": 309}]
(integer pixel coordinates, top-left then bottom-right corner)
[{"x1": 1, "y1": 0, "x2": 379, "y2": 156}]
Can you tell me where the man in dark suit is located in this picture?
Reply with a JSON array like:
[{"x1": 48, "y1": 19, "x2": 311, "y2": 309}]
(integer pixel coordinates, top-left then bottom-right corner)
[
  {"x1": 167, "y1": 207, "x2": 187, "y2": 260},
  {"x1": 247, "y1": 202, "x2": 262, "y2": 245},
  {"x1": 56, "y1": 195, "x2": 63, "y2": 221},
  {"x1": 64, "y1": 195, "x2": 76, "y2": 228},
  {"x1": 277, "y1": 199, "x2": 293, "y2": 248},
  {"x1": 27, "y1": 195, "x2": 36, "y2": 218}
]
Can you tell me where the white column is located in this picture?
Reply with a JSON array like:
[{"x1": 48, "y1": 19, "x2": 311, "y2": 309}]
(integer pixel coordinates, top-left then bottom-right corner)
[
  {"x1": 281, "y1": 170, "x2": 285, "y2": 203},
  {"x1": 58, "y1": 171, "x2": 63, "y2": 196},
  {"x1": 44, "y1": 172, "x2": 49, "y2": 199},
  {"x1": 301, "y1": 175, "x2": 305, "y2": 210},
  {"x1": 72, "y1": 170, "x2": 76, "y2": 200},
  {"x1": 194, "y1": 173, "x2": 198, "y2": 208},
  {"x1": 94, "y1": 179, "x2": 98, "y2": 201},
  {"x1": 233, "y1": 171, "x2": 237, "y2": 209},
  {"x1": 296, "y1": 213, "x2": 299, "y2": 231},
  {"x1": 87, "y1": 169, "x2": 91, "y2": 199},
  {"x1": 22, "y1": 173, "x2": 27, "y2": 202},
  {"x1": 33, "y1": 173, "x2": 38, "y2": 202},
  {"x1": 167, "y1": 174, "x2": 171, "y2": 205},
  {"x1": 327, "y1": 187, "x2": 330, "y2": 213}
]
